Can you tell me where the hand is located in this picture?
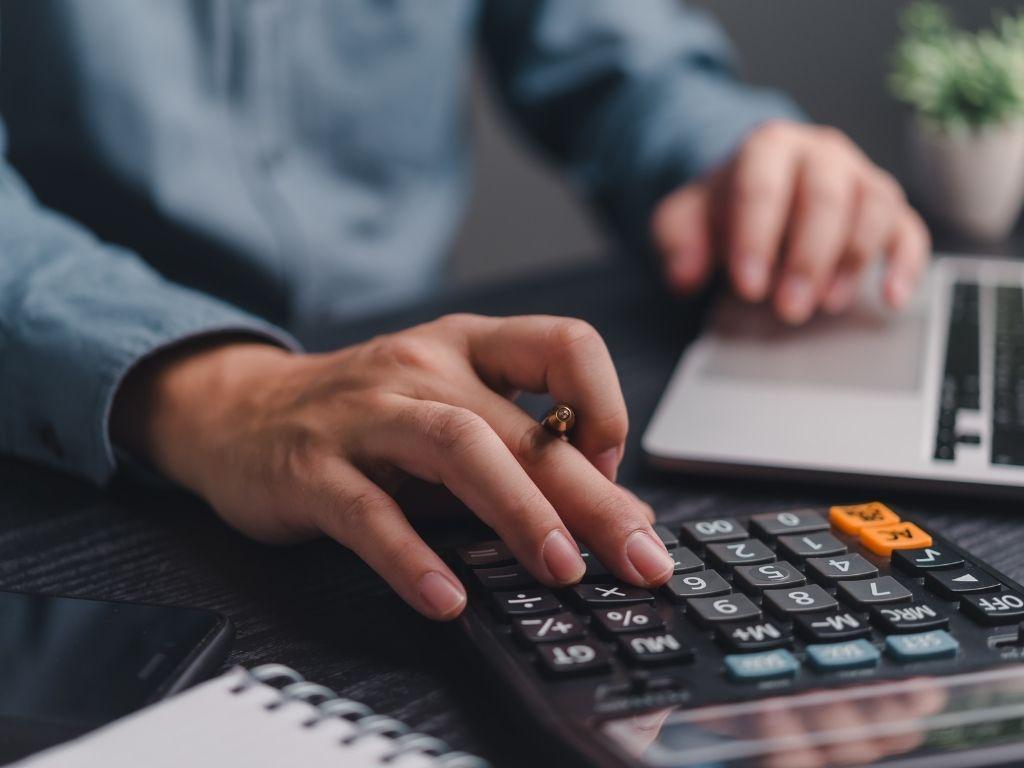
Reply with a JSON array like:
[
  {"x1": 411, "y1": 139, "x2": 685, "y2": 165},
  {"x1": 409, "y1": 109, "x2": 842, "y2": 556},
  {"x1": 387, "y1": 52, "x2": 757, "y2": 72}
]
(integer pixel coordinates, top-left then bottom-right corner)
[
  {"x1": 651, "y1": 120, "x2": 931, "y2": 324},
  {"x1": 111, "y1": 316, "x2": 674, "y2": 620}
]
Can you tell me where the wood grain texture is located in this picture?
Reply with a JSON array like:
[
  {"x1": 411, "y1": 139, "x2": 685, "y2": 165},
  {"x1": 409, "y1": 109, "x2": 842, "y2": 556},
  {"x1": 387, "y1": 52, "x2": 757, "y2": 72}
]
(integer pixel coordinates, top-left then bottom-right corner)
[{"x1": 2, "y1": 260, "x2": 1023, "y2": 766}]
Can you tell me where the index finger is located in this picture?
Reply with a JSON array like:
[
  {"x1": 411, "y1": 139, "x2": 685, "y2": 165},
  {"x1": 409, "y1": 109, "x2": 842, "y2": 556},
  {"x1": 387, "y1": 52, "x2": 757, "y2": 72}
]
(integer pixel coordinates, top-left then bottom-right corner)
[{"x1": 457, "y1": 315, "x2": 629, "y2": 482}]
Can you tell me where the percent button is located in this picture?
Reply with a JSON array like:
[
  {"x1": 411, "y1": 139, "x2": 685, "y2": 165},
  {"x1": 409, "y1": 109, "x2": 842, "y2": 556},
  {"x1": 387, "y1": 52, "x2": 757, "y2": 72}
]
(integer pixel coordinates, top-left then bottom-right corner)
[{"x1": 593, "y1": 604, "x2": 665, "y2": 636}]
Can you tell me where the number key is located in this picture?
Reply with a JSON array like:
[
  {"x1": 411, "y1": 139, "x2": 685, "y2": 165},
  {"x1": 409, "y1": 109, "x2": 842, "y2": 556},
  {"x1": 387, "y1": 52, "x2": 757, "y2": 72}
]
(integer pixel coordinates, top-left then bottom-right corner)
[
  {"x1": 688, "y1": 594, "x2": 762, "y2": 627},
  {"x1": 664, "y1": 570, "x2": 731, "y2": 602},
  {"x1": 806, "y1": 554, "x2": 878, "y2": 585},
  {"x1": 706, "y1": 539, "x2": 775, "y2": 569},
  {"x1": 653, "y1": 524, "x2": 679, "y2": 549},
  {"x1": 838, "y1": 576, "x2": 912, "y2": 607},
  {"x1": 680, "y1": 518, "x2": 746, "y2": 547},
  {"x1": 778, "y1": 532, "x2": 847, "y2": 562},
  {"x1": 750, "y1": 509, "x2": 829, "y2": 539},
  {"x1": 670, "y1": 547, "x2": 705, "y2": 575},
  {"x1": 764, "y1": 585, "x2": 837, "y2": 616},
  {"x1": 734, "y1": 561, "x2": 807, "y2": 593}
]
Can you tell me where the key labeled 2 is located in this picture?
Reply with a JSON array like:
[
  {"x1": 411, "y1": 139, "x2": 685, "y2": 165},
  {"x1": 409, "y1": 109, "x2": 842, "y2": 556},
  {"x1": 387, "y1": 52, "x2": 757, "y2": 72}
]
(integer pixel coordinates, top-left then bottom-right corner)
[{"x1": 706, "y1": 539, "x2": 775, "y2": 569}]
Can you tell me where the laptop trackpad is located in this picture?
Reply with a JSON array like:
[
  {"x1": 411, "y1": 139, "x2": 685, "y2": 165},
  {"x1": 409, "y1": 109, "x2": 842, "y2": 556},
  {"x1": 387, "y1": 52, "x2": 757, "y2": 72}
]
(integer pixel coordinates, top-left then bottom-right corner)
[{"x1": 700, "y1": 297, "x2": 926, "y2": 393}]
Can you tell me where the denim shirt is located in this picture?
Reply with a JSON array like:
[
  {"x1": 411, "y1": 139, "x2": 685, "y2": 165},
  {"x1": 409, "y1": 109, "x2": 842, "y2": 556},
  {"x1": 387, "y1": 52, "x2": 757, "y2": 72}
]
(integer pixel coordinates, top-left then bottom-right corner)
[{"x1": 0, "y1": 0, "x2": 799, "y2": 484}]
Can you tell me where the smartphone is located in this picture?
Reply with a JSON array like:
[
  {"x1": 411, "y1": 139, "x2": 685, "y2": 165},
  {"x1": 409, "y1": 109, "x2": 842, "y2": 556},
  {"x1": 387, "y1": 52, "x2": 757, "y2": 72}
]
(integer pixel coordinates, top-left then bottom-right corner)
[{"x1": 0, "y1": 590, "x2": 232, "y2": 762}]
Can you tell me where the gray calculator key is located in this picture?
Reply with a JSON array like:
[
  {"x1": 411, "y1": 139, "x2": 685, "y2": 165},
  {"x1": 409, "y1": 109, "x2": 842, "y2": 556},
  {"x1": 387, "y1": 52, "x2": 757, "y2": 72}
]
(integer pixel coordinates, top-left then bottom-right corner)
[
  {"x1": 537, "y1": 641, "x2": 611, "y2": 676},
  {"x1": 680, "y1": 518, "x2": 746, "y2": 547},
  {"x1": 688, "y1": 594, "x2": 762, "y2": 626},
  {"x1": 494, "y1": 590, "x2": 561, "y2": 618},
  {"x1": 671, "y1": 547, "x2": 705, "y2": 575},
  {"x1": 925, "y1": 567, "x2": 1002, "y2": 599},
  {"x1": 778, "y1": 532, "x2": 847, "y2": 562},
  {"x1": 749, "y1": 509, "x2": 829, "y2": 539},
  {"x1": 457, "y1": 540, "x2": 514, "y2": 568},
  {"x1": 961, "y1": 592, "x2": 1024, "y2": 625},
  {"x1": 892, "y1": 546, "x2": 964, "y2": 575},
  {"x1": 806, "y1": 554, "x2": 878, "y2": 585},
  {"x1": 593, "y1": 604, "x2": 664, "y2": 635},
  {"x1": 571, "y1": 583, "x2": 654, "y2": 606},
  {"x1": 706, "y1": 539, "x2": 776, "y2": 569},
  {"x1": 764, "y1": 584, "x2": 837, "y2": 616},
  {"x1": 839, "y1": 576, "x2": 913, "y2": 607},
  {"x1": 664, "y1": 570, "x2": 731, "y2": 602},
  {"x1": 474, "y1": 564, "x2": 537, "y2": 590},
  {"x1": 579, "y1": 546, "x2": 610, "y2": 582},
  {"x1": 653, "y1": 524, "x2": 679, "y2": 549},
  {"x1": 514, "y1": 612, "x2": 586, "y2": 642},
  {"x1": 734, "y1": 561, "x2": 807, "y2": 593}
]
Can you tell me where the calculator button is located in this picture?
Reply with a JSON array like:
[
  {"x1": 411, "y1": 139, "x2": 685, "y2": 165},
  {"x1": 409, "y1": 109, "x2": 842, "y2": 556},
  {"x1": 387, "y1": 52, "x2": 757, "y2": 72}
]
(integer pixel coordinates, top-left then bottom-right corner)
[
  {"x1": 579, "y1": 546, "x2": 610, "y2": 582},
  {"x1": 838, "y1": 576, "x2": 913, "y2": 607},
  {"x1": 891, "y1": 546, "x2": 964, "y2": 575},
  {"x1": 750, "y1": 510, "x2": 829, "y2": 539},
  {"x1": 537, "y1": 641, "x2": 612, "y2": 676},
  {"x1": 653, "y1": 524, "x2": 679, "y2": 549},
  {"x1": 885, "y1": 630, "x2": 959, "y2": 662},
  {"x1": 925, "y1": 567, "x2": 1002, "y2": 599},
  {"x1": 778, "y1": 532, "x2": 847, "y2": 562},
  {"x1": 961, "y1": 592, "x2": 1024, "y2": 625},
  {"x1": 724, "y1": 649, "x2": 799, "y2": 681},
  {"x1": 619, "y1": 630, "x2": 694, "y2": 666},
  {"x1": 571, "y1": 583, "x2": 654, "y2": 607},
  {"x1": 806, "y1": 554, "x2": 878, "y2": 585},
  {"x1": 716, "y1": 620, "x2": 792, "y2": 652},
  {"x1": 829, "y1": 502, "x2": 901, "y2": 535},
  {"x1": 706, "y1": 539, "x2": 776, "y2": 569},
  {"x1": 764, "y1": 585, "x2": 838, "y2": 616},
  {"x1": 734, "y1": 561, "x2": 807, "y2": 594},
  {"x1": 871, "y1": 602, "x2": 949, "y2": 633},
  {"x1": 473, "y1": 564, "x2": 537, "y2": 590},
  {"x1": 664, "y1": 570, "x2": 732, "y2": 602},
  {"x1": 514, "y1": 613, "x2": 586, "y2": 643},
  {"x1": 494, "y1": 590, "x2": 561, "y2": 619},
  {"x1": 680, "y1": 518, "x2": 746, "y2": 547},
  {"x1": 806, "y1": 639, "x2": 880, "y2": 671},
  {"x1": 859, "y1": 522, "x2": 933, "y2": 557},
  {"x1": 592, "y1": 605, "x2": 664, "y2": 635},
  {"x1": 794, "y1": 610, "x2": 871, "y2": 642},
  {"x1": 667, "y1": 547, "x2": 704, "y2": 576},
  {"x1": 688, "y1": 594, "x2": 762, "y2": 627},
  {"x1": 457, "y1": 540, "x2": 514, "y2": 568}
]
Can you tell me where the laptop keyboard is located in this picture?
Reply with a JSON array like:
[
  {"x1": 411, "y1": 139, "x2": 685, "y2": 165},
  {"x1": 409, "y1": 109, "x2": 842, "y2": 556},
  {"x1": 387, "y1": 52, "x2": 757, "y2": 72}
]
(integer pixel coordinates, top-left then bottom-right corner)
[{"x1": 934, "y1": 281, "x2": 1024, "y2": 466}]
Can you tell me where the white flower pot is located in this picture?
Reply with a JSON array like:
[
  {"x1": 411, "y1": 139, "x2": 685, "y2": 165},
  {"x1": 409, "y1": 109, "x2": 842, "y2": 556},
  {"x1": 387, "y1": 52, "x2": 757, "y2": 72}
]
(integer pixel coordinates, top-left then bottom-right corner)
[{"x1": 909, "y1": 117, "x2": 1024, "y2": 242}]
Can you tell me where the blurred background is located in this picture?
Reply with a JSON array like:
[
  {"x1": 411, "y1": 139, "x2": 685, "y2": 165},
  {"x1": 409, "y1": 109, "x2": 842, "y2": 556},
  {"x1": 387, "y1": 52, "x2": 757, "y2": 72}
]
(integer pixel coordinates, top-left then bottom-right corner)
[{"x1": 450, "y1": 0, "x2": 1024, "y2": 285}]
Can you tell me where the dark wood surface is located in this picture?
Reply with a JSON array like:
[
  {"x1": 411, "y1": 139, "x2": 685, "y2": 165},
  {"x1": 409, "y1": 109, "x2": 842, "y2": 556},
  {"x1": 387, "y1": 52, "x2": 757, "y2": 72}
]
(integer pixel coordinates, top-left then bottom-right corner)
[{"x1": 2, "y1": 259, "x2": 1024, "y2": 767}]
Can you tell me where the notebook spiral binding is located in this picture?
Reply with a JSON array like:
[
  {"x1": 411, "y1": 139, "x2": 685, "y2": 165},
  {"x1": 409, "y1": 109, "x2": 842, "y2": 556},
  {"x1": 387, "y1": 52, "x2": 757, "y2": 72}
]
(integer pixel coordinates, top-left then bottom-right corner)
[{"x1": 230, "y1": 664, "x2": 491, "y2": 768}]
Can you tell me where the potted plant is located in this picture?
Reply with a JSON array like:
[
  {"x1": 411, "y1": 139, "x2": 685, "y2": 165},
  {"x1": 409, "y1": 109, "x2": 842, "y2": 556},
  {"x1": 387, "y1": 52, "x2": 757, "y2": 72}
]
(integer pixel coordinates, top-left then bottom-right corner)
[{"x1": 890, "y1": 2, "x2": 1024, "y2": 242}]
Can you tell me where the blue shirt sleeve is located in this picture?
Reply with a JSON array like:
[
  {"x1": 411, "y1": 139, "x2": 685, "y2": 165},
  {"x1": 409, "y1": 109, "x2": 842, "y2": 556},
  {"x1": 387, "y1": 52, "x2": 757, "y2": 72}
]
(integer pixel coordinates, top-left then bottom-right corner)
[
  {"x1": 479, "y1": 0, "x2": 805, "y2": 248},
  {"x1": 0, "y1": 125, "x2": 300, "y2": 485}
]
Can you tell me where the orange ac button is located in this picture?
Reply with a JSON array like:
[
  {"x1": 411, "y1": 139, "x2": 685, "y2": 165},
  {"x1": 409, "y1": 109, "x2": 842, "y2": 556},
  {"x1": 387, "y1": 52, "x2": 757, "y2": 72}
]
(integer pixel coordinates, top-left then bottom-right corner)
[
  {"x1": 859, "y1": 522, "x2": 933, "y2": 557},
  {"x1": 829, "y1": 502, "x2": 901, "y2": 535}
]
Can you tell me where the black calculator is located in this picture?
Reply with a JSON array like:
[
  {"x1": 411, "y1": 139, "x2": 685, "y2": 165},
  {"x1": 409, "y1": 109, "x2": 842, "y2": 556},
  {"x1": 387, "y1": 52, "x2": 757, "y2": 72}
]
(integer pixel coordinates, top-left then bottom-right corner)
[{"x1": 451, "y1": 502, "x2": 1024, "y2": 768}]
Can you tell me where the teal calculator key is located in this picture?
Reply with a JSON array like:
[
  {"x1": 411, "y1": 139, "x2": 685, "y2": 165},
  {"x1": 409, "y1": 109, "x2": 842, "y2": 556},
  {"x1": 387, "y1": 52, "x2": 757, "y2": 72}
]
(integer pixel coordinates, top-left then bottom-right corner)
[
  {"x1": 885, "y1": 630, "x2": 959, "y2": 661},
  {"x1": 806, "y1": 639, "x2": 880, "y2": 670},
  {"x1": 724, "y1": 649, "x2": 799, "y2": 680}
]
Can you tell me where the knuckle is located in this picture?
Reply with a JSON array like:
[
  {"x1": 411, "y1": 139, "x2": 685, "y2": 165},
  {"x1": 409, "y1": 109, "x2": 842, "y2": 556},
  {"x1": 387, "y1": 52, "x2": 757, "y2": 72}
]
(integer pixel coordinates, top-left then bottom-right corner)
[
  {"x1": 734, "y1": 172, "x2": 784, "y2": 208},
  {"x1": 373, "y1": 334, "x2": 435, "y2": 371},
  {"x1": 816, "y1": 125, "x2": 852, "y2": 152},
  {"x1": 336, "y1": 487, "x2": 384, "y2": 534},
  {"x1": 803, "y1": 179, "x2": 847, "y2": 212},
  {"x1": 751, "y1": 119, "x2": 793, "y2": 145},
  {"x1": 512, "y1": 421, "x2": 559, "y2": 468},
  {"x1": 422, "y1": 404, "x2": 489, "y2": 455},
  {"x1": 550, "y1": 317, "x2": 602, "y2": 352}
]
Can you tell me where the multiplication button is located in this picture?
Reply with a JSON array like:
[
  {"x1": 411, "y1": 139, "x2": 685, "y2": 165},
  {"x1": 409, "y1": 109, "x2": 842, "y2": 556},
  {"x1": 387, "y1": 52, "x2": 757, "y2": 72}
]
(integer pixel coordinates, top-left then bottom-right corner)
[{"x1": 571, "y1": 584, "x2": 654, "y2": 607}]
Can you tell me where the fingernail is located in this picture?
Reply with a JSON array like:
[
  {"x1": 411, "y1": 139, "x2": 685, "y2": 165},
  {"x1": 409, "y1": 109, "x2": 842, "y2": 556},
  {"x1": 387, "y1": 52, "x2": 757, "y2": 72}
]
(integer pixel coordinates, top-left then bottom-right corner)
[
  {"x1": 417, "y1": 571, "x2": 466, "y2": 619},
  {"x1": 594, "y1": 448, "x2": 620, "y2": 482},
  {"x1": 625, "y1": 530, "x2": 674, "y2": 586},
  {"x1": 823, "y1": 272, "x2": 856, "y2": 314},
  {"x1": 777, "y1": 274, "x2": 815, "y2": 324},
  {"x1": 542, "y1": 529, "x2": 586, "y2": 584},
  {"x1": 738, "y1": 257, "x2": 769, "y2": 299}
]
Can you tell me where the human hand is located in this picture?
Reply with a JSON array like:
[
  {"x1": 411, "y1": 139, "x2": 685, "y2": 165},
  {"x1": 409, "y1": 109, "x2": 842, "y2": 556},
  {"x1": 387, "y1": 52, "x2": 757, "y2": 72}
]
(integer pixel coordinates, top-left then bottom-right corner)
[
  {"x1": 110, "y1": 316, "x2": 674, "y2": 620},
  {"x1": 651, "y1": 120, "x2": 930, "y2": 324}
]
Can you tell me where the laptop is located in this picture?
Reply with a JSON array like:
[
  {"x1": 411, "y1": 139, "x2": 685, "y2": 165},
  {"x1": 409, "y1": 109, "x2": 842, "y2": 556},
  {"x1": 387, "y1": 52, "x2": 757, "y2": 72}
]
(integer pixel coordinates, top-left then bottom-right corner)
[{"x1": 642, "y1": 254, "x2": 1024, "y2": 494}]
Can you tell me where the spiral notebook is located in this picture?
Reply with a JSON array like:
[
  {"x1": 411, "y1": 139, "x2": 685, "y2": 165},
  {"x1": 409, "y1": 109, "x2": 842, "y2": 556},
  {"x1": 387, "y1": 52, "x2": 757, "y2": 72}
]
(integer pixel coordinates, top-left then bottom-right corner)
[{"x1": 13, "y1": 665, "x2": 488, "y2": 768}]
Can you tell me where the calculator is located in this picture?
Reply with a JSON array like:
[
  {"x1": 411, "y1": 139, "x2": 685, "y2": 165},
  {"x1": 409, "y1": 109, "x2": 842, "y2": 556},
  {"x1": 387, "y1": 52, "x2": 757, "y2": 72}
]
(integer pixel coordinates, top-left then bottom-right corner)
[{"x1": 451, "y1": 503, "x2": 1024, "y2": 768}]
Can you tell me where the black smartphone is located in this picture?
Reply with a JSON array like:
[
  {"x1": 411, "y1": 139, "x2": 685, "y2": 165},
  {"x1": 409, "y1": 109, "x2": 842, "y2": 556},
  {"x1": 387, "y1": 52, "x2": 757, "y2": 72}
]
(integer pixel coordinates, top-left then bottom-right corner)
[{"x1": 0, "y1": 590, "x2": 232, "y2": 762}]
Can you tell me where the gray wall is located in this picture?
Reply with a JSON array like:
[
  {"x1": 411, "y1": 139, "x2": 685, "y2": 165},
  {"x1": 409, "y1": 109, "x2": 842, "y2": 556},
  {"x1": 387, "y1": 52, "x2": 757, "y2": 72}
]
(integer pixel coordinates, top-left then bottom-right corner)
[{"x1": 449, "y1": 0, "x2": 1022, "y2": 285}]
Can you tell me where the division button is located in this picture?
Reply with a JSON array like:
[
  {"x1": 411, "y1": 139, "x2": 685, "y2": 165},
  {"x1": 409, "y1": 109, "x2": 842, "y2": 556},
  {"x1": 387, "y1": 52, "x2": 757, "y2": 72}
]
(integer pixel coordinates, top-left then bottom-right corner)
[
  {"x1": 892, "y1": 546, "x2": 965, "y2": 575},
  {"x1": 885, "y1": 630, "x2": 959, "y2": 662},
  {"x1": 829, "y1": 502, "x2": 901, "y2": 535},
  {"x1": 716, "y1": 619, "x2": 792, "y2": 652},
  {"x1": 619, "y1": 630, "x2": 694, "y2": 666},
  {"x1": 494, "y1": 590, "x2": 561, "y2": 619},
  {"x1": 750, "y1": 510, "x2": 829, "y2": 539},
  {"x1": 764, "y1": 585, "x2": 838, "y2": 616},
  {"x1": 687, "y1": 594, "x2": 762, "y2": 627},
  {"x1": 680, "y1": 518, "x2": 747, "y2": 547},
  {"x1": 664, "y1": 570, "x2": 732, "y2": 602},
  {"x1": 706, "y1": 539, "x2": 776, "y2": 569},
  {"x1": 724, "y1": 649, "x2": 800, "y2": 681},
  {"x1": 871, "y1": 602, "x2": 949, "y2": 633},
  {"x1": 806, "y1": 639, "x2": 881, "y2": 671},
  {"x1": 961, "y1": 592, "x2": 1024, "y2": 625},
  {"x1": 571, "y1": 583, "x2": 654, "y2": 607},
  {"x1": 734, "y1": 561, "x2": 807, "y2": 593},
  {"x1": 592, "y1": 604, "x2": 664, "y2": 635},
  {"x1": 537, "y1": 641, "x2": 612, "y2": 676},
  {"x1": 925, "y1": 567, "x2": 1002, "y2": 599},
  {"x1": 806, "y1": 554, "x2": 879, "y2": 585},
  {"x1": 795, "y1": 610, "x2": 871, "y2": 642},
  {"x1": 859, "y1": 522, "x2": 933, "y2": 557},
  {"x1": 778, "y1": 532, "x2": 848, "y2": 562},
  {"x1": 514, "y1": 612, "x2": 586, "y2": 643},
  {"x1": 838, "y1": 576, "x2": 913, "y2": 607},
  {"x1": 457, "y1": 540, "x2": 514, "y2": 568}
]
